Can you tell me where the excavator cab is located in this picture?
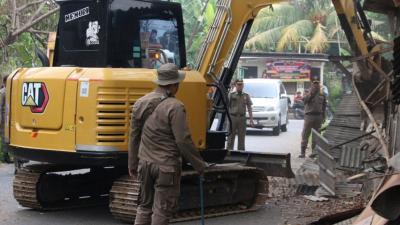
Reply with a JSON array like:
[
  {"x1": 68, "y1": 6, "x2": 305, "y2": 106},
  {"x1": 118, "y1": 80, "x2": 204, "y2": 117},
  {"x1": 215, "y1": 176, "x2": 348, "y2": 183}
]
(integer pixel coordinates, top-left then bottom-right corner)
[{"x1": 54, "y1": 0, "x2": 186, "y2": 68}]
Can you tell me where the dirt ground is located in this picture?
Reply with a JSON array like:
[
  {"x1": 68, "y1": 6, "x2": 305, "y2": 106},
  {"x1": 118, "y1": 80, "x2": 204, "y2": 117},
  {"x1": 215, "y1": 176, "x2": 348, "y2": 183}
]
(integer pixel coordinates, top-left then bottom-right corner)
[{"x1": 267, "y1": 177, "x2": 365, "y2": 225}]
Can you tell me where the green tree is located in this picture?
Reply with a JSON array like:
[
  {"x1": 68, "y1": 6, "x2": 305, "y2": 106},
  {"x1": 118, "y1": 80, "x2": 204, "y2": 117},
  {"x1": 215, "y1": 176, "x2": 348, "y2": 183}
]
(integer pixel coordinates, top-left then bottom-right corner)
[
  {"x1": 0, "y1": 0, "x2": 59, "y2": 74},
  {"x1": 245, "y1": 0, "x2": 392, "y2": 54},
  {"x1": 245, "y1": 0, "x2": 335, "y2": 53},
  {"x1": 173, "y1": 0, "x2": 216, "y2": 66}
]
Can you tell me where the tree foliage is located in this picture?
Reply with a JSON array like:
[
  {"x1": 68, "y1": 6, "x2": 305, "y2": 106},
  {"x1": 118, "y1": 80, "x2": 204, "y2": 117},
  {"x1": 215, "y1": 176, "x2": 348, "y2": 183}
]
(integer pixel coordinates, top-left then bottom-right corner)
[
  {"x1": 0, "y1": 0, "x2": 394, "y2": 75},
  {"x1": 173, "y1": 0, "x2": 216, "y2": 66},
  {"x1": 0, "y1": 0, "x2": 59, "y2": 74},
  {"x1": 245, "y1": 0, "x2": 392, "y2": 54}
]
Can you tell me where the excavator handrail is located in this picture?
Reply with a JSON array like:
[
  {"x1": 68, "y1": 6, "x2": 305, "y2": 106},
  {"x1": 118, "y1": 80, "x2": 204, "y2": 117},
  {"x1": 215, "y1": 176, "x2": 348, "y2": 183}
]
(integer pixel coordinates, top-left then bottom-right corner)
[
  {"x1": 195, "y1": 0, "x2": 232, "y2": 71},
  {"x1": 207, "y1": 0, "x2": 233, "y2": 75}
]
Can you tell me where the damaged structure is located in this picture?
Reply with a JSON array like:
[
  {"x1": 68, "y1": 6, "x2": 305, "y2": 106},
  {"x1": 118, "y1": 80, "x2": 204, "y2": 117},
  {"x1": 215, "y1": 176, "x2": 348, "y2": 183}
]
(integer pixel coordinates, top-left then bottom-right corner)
[{"x1": 293, "y1": 0, "x2": 400, "y2": 224}]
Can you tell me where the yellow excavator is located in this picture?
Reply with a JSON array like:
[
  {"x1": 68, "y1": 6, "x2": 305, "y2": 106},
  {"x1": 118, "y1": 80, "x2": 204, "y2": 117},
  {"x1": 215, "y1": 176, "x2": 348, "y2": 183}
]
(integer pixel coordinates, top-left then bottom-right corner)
[
  {"x1": 6, "y1": 0, "x2": 396, "y2": 223},
  {"x1": 7, "y1": 0, "x2": 296, "y2": 222}
]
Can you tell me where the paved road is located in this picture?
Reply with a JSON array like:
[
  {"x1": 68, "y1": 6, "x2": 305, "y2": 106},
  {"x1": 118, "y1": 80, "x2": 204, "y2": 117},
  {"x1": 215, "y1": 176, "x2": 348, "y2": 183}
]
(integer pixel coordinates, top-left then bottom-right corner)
[
  {"x1": 245, "y1": 119, "x2": 304, "y2": 170},
  {"x1": 0, "y1": 120, "x2": 305, "y2": 225}
]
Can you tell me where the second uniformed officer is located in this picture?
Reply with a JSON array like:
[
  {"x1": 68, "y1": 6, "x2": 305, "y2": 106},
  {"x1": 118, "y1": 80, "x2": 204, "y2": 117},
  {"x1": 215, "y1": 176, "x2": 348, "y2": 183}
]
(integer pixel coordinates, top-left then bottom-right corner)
[
  {"x1": 299, "y1": 80, "x2": 327, "y2": 158},
  {"x1": 128, "y1": 63, "x2": 207, "y2": 225},
  {"x1": 227, "y1": 79, "x2": 254, "y2": 151}
]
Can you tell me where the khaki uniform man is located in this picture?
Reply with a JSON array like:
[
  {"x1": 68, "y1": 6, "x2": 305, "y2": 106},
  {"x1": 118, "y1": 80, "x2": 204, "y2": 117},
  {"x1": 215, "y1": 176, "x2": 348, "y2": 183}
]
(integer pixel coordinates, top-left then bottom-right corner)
[
  {"x1": 128, "y1": 63, "x2": 207, "y2": 225},
  {"x1": 227, "y1": 80, "x2": 254, "y2": 151},
  {"x1": 300, "y1": 81, "x2": 326, "y2": 158}
]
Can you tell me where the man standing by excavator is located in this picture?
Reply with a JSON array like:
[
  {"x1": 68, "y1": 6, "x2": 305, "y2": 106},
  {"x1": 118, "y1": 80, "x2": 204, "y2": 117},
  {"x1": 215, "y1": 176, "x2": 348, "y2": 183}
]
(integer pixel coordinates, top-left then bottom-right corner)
[
  {"x1": 227, "y1": 79, "x2": 254, "y2": 151},
  {"x1": 128, "y1": 63, "x2": 207, "y2": 225},
  {"x1": 299, "y1": 80, "x2": 326, "y2": 158}
]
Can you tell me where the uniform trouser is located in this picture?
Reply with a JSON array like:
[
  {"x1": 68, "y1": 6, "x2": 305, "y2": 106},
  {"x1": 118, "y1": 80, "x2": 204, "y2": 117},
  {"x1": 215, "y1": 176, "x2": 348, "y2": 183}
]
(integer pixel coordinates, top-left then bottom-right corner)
[
  {"x1": 301, "y1": 115, "x2": 323, "y2": 155},
  {"x1": 134, "y1": 160, "x2": 181, "y2": 225},
  {"x1": 227, "y1": 115, "x2": 246, "y2": 150}
]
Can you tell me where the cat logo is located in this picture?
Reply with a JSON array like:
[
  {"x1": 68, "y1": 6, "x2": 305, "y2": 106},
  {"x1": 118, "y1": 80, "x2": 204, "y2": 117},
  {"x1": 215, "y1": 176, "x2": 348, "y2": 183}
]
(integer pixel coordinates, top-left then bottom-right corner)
[{"x1": 21, "y1": 82, "x2": 49, "y2": 113}]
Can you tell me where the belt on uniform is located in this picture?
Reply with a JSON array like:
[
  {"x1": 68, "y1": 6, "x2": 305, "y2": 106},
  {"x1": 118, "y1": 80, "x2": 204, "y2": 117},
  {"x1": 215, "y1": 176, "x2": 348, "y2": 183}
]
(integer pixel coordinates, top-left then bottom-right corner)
[
  {"x1": 305, "y1": 112, "x2": 322, "y2": 116},
  {"x1": 230, "y1": 113, "x2": 245, "y2": 117}
]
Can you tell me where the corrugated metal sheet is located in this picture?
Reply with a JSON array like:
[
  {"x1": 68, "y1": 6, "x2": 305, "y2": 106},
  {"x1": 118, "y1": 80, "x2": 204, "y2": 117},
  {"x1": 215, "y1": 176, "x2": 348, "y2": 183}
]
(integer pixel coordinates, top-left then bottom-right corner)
[
  {"x1": 324, "y1": 126, "x2": 364, "y2": 150},
  {"x1": 334, "y1": 93, "x2": 361, "y2": 116},
  {"x1": 330, "y1": 115, "x2": 362, "y2": 129},
  {"x1": 339, "y1": 146, "x2": 366, "y2": 169},
  {"x1": 335, "y1": 183, "x2": 363, "y2": 198},
  {"x1": 317, "y1": 146, "x2": 336, "y2": 196},
  {"x1": 322, "y1": 93, "x2": 365, "y2": 160}
]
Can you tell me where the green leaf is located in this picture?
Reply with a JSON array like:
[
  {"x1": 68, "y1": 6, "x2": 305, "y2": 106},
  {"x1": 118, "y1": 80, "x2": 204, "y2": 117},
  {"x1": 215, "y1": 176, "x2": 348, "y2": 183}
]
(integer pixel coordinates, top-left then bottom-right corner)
[
  {"x1": 245, "y1": 26, "x2": 283, "y2": 51},
  {"x1": 276, "y1": 19, "x2": 314, "y2": 51},
  {"x1": 306, "y1": 22, "x2": 328, "y2": 53}
]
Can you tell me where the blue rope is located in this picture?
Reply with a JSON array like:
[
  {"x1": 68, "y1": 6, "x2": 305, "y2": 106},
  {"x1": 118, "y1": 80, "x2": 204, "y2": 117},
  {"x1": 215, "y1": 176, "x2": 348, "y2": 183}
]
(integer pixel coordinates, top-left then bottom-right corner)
[{"x1": 199, "y1": 175, "x2": 205, "y2": 225}]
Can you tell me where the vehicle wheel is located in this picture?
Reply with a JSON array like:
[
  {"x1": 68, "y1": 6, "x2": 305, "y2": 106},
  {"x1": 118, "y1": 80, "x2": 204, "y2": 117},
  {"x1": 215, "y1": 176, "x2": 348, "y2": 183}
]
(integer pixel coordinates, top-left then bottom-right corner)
[
  {"x1": 281, "y1": 124, "x2": 287, "y2": 132},
  {"x1": 272, "y1": 119, "x2": 281, "y2": 136}
]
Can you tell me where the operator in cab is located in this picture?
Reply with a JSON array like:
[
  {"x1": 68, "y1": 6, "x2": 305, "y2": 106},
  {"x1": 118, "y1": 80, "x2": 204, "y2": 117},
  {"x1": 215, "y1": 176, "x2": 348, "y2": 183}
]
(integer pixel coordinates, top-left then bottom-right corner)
[
  {"x1": 227, "y1": 79, "x2": 254, "y2": 151},
  {"x1": 128, "y1": 63, "x2": 207, "y2": 225},
  {"x1": 300, "y1": 80, "x2": 327, "y2": 158}
]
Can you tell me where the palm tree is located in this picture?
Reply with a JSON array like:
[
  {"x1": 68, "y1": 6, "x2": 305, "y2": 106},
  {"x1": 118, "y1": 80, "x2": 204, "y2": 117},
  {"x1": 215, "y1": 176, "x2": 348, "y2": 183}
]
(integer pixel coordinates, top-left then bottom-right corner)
[
  {"x1": 245, "y1": 0, "x2": 392, "y2": 54},
  {"x1": 245, "y1": 0, "x2": 337, "y2": 53}
]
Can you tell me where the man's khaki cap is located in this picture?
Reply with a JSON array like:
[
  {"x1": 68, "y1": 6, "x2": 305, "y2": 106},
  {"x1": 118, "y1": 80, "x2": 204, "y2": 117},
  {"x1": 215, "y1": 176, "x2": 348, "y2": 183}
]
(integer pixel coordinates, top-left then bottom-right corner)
[{"x1": 154, "y1": 63, "x2": 185, "y2": 86}]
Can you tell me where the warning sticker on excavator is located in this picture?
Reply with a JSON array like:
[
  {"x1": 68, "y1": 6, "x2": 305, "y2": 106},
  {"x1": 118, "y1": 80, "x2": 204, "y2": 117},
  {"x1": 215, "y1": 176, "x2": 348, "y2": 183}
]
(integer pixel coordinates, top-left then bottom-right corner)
[
  {"x1": 21, "y1": 82, "x2": 49, "y2": 113},
  {"x1": 80, "y1": 81, "x2": 89, "y2": 97}
]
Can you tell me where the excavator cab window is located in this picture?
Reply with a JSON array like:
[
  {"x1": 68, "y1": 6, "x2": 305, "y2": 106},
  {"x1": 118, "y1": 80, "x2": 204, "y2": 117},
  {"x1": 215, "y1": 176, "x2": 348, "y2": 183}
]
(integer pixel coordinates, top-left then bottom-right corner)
[{"x1": 54, "y1": 0, "x2": 186, "y2": 69}]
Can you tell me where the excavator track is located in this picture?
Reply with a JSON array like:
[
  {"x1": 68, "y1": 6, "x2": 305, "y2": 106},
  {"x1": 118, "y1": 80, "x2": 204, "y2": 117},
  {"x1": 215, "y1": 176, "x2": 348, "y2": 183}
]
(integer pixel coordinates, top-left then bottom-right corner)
[
  {"x1": 110, "y1": 164, "x2": 268, "y2": 223},
  {"x1": 14, "y1": 164, "x2": 119, "y2": 210}
]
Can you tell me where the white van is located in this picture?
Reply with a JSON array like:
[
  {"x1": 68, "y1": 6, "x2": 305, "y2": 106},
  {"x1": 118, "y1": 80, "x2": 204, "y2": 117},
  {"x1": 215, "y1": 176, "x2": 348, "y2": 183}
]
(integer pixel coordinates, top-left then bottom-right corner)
[{"x1": 244, "y1": 79, "x2": 289, "y2": 136}]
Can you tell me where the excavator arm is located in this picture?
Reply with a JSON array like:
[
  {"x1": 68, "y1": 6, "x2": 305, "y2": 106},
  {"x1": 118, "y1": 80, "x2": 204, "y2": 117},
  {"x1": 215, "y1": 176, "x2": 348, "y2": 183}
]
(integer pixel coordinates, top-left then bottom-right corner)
[
  {"x1": 194, "y1": 0, "x2": 286, "y2": 131},
  {"x1": 332, "y1": 0, "x2": 371, "y2": 57}
]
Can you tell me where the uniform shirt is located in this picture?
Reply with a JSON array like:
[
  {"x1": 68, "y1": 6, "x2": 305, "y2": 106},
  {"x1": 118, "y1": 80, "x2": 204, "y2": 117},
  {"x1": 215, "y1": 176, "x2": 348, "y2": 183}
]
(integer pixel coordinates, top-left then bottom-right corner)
[
  {"x1": 128, "y1": 88, "x2": 206, "y2": 174},
  {"x1": 228, "y1": 91, "x2": 252, "y2": 116},
  {"x1": 303, "y1": 91, "x2": 326, "y2": 115}
]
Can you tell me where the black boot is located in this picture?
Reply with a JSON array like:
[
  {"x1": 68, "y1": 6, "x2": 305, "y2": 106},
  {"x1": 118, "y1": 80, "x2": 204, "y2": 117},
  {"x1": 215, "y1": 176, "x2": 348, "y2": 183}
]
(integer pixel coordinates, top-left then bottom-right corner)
[{"x1": 299, "y1": 146, "x2": 306, "y2": 158}]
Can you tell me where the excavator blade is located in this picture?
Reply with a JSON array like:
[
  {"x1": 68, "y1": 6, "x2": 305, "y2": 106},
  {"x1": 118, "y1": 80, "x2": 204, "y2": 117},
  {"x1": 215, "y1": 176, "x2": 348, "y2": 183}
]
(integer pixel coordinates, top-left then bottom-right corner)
[{"x1": 224, "y1": 150, "x2": 295, "y2": 178}]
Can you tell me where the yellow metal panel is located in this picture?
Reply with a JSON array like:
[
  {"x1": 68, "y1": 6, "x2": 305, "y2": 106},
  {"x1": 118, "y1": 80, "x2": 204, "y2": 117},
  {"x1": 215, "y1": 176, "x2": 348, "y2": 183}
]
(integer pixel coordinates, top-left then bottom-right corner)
[
  {"x1": 75, "y1": 68, "x2": 207, "y2": 152},
  {"x1": 10, "y1": 68, "x2": 78, "y2": 152},
  {"x1": 176, "y1": 71, "x2": 208, "y2": 150},
  {"x1": 16, "y1": 67, "x2": 75, "y2": 130},
  {"x1": 5, "y1": 69, "x2": 20, "y2": 143}
]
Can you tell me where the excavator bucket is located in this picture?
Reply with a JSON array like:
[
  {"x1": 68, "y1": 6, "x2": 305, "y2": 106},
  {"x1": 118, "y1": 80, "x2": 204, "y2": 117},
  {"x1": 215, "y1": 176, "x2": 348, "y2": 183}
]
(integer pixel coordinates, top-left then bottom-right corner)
[{"x1": 224, "y1": 150, "x2": 295, "y2": 178}]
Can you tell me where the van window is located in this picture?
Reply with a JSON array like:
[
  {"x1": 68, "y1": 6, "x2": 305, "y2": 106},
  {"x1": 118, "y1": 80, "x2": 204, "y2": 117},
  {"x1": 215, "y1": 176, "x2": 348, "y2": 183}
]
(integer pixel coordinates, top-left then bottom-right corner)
[
  {"x1": 280, "y1": 84, "x2": 286, "y2": 95},
  {"x1": 244, "y1": 82, "x2": 277, "y2": 98}
]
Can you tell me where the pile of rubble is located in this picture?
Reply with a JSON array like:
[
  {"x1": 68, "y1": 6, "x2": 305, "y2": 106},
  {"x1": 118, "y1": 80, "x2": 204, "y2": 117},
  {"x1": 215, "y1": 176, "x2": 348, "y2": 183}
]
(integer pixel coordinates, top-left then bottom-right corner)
[{"x1": 290, "y1": 93, "x2": 389, "y2": 224}]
